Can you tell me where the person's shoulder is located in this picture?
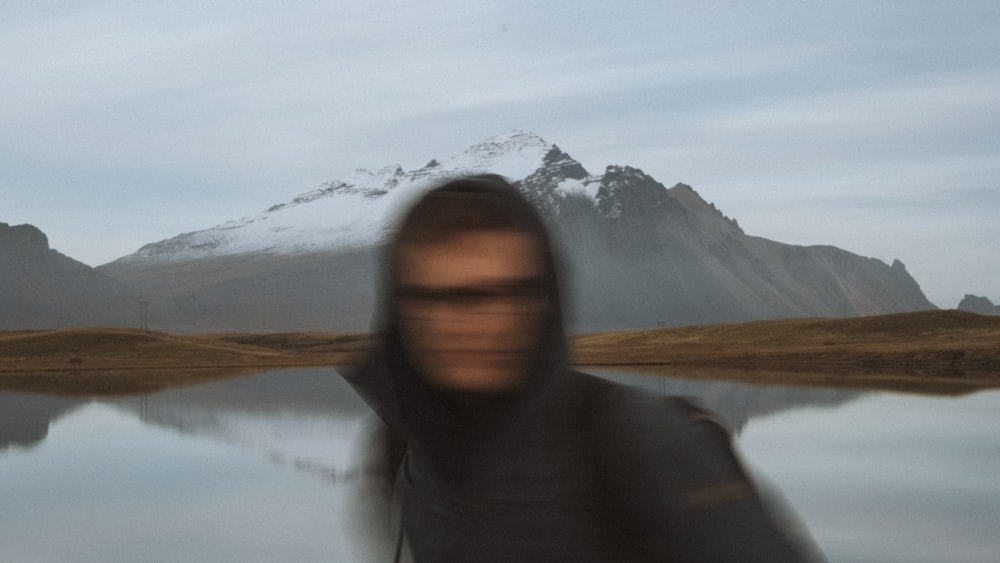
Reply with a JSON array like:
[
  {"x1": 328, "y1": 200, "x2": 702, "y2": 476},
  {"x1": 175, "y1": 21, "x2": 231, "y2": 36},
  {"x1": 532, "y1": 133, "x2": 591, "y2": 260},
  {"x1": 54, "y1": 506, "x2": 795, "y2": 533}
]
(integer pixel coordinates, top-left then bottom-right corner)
[
  {"x1": 575, "y1": 372, "x2": 751, "y2": 511},
  {"x1": 570, "y1": 370, "x2": 731, "y2": 440},
  {"x1": 339, "y1": 351, "x2": 410, "y2": 435}
]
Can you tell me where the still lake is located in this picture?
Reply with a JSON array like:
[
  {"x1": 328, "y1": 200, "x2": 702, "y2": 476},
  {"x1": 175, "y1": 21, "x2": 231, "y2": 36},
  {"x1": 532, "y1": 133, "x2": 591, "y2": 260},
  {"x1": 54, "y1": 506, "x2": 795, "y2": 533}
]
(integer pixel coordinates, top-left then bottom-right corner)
[{"x1": 1, "y1": 367, "x2": 997, "y2": 562}]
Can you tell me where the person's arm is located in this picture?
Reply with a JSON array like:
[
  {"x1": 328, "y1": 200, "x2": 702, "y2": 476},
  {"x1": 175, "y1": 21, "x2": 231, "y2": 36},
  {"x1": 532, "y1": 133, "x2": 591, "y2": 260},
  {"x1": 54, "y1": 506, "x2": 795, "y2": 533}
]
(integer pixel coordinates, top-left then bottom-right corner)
[
  {"x1": 592, "y1": 388, "x2": 822, "y2": 562},
  {"x1": 338, "y1": 416, "x2": 410, "y2": 562}
]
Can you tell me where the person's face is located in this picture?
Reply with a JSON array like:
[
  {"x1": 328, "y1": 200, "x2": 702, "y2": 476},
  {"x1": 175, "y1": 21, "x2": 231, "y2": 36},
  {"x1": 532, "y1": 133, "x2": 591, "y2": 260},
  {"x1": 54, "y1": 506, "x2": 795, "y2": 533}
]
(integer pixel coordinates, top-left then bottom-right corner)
[{"x1": 394, "y1": 230, "x2": 550, "y2": 393}]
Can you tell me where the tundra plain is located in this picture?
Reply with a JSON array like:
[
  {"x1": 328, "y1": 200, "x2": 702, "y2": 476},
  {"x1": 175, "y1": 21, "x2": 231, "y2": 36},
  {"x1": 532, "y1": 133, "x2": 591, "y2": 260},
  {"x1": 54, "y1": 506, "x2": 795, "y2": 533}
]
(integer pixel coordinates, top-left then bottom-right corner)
[{"x1": 2, "y1": 310, "x2": 997, "y2": 396}]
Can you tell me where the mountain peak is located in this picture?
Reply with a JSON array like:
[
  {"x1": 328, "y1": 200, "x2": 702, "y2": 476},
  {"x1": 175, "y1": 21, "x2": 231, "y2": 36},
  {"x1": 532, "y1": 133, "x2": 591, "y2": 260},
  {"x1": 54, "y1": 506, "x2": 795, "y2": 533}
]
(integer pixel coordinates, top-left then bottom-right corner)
[
  {"x1": 470, "y1": 129, "x2": 550, "y2": 154},
  {"x1": 0, "y1": 223, "x2": 49, "y2": 255},
  {"x1": 596, "y1": 166, "x2": 671, "y2": 219},
  {"x1": 94, "y1": 131, "x2": 937, "y2": 331},
  {"x1": 957, "y1": 294, "x2": 1000, "y2": 315},
  {"x1": 446, "y1": 130, "x2": 555, "y2": 179},
  {"x1": 666, "y1": 182, "x2": 743, "y2": 234}
]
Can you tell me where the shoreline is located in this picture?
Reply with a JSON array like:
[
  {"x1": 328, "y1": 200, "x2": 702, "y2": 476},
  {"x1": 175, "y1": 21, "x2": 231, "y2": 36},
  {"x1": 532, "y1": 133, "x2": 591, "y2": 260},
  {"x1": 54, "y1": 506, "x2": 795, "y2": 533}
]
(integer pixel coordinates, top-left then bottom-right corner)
[
  {"x1": 3, "y1": 310, "x2": 999, "y2": 395},
  {"x1": 3, "y1": 361, "x2": 995, "y2": 397}
]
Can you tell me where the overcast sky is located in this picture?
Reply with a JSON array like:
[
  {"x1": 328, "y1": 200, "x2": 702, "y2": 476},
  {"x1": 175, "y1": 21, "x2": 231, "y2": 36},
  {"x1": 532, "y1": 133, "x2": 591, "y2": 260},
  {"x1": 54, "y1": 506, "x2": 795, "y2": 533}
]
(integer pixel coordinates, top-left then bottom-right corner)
[{"x1": 3, "y1": 1, "x2": 998, "y2": 308}]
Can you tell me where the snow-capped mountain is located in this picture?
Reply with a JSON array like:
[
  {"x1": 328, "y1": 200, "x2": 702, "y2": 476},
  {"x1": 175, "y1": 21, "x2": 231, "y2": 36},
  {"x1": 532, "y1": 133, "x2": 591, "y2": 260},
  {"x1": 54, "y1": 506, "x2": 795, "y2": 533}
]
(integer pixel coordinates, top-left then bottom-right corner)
[
  {"x1": 113, "y1": 131, "x2": 566, "y2": 264},
  {"x1": 96, "y1": 130, "x2": 936, "y2": 332}
]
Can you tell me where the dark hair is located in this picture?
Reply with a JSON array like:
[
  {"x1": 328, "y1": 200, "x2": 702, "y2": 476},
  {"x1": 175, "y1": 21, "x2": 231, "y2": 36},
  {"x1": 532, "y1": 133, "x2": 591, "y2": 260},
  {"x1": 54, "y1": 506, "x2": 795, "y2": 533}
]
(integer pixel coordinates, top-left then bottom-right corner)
[
  {"x1": 363, "y1": 174, "x2": 569, "y2": 398},
  {"x1": 393, "y1": 174, "x2": 549, "y2": 247},
  {"x1": 391, "y1": 175, "x2": 558, "y2": 285}
]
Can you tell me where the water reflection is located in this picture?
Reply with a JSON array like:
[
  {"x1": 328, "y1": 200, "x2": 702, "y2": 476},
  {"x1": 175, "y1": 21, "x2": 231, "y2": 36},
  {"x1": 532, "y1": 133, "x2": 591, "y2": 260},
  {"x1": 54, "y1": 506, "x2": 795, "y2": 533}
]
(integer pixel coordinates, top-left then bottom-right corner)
[
  {"x1": 0, "y1": 393, "x2": 84, "y2": 450},
  {"x1": 1, "y1": 370, "x2": 383, "y2": 563},
  {"x1": 106, "y1": 368, "x2": 375, "y2": 483},
  {"x1": 2, "y1": 368, "x2": 998, "y2": 563},
  {"x1": 1, "y1": 368, "x2": 862, "y2": 456},
  {"x1": 589, "y1": 368, "x2": 865, "y2": 434},
  {"x1": 740, "y1": 391, "x2": 1000, "y2": 563}
]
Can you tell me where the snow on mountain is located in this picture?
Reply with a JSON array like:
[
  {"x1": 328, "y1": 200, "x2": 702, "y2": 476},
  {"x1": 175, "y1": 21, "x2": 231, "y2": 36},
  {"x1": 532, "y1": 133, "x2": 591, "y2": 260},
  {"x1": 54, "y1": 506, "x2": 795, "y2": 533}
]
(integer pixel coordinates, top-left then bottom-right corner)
[
  {"x1": 113, "y1": 130, "x2": 563, "y2": 264},
  {"x1": 444, "y1": 129, "x2": 556, "y2": 178},
  {"x1": 94, "y1": 129, "x2": 937, "y2": 333}
]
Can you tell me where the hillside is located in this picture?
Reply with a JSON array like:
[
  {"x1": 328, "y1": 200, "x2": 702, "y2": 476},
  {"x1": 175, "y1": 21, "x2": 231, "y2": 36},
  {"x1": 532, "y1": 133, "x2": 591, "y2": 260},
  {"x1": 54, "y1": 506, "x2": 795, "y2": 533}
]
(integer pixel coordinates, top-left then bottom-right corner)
[
  {"x1": 958, "y1": 294, "x2": 1000, "y2": 316},
  {"x1": 0, "y1": 223, "x2": 136, "y2": 329},
  {"x1": 2, "y1": 311, "x2": 998, "y2": 395},
  {"x1": 572, "y1": 309, "x2": 1000, "y2": 389},
  {"x1": 0, "y1": 328, "x2": 362, "y2": 394}
]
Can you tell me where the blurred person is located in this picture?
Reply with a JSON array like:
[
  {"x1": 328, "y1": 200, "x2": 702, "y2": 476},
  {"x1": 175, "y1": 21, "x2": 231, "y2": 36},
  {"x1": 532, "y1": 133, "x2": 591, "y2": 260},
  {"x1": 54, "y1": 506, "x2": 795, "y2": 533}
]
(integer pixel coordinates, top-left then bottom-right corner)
[{"x1": 343, "y1": 175, "x2": 817, "y2": 562}]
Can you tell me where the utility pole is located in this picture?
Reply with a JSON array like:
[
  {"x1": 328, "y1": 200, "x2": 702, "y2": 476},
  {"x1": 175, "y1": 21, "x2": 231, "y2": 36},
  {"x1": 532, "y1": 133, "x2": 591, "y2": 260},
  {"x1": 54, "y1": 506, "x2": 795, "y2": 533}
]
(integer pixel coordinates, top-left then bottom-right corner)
[{"x1": 139, "y1": 301, "x2": 149, "y2": 331}]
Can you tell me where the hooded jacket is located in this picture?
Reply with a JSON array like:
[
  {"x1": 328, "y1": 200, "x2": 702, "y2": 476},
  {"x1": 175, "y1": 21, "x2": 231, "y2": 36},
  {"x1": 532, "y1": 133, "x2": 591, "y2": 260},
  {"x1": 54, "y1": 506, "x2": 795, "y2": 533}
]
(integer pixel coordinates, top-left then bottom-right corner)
[{"x1": 344, "y1": 177, "x2": 815, "y2": 562}]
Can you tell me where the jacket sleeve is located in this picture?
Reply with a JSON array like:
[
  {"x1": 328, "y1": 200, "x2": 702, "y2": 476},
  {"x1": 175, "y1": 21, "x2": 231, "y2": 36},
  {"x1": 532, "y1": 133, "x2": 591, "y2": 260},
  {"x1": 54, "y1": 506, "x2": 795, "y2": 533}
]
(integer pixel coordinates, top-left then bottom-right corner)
[{"x1": 591, "y1": 386, "x2": 823, "y2": 562}]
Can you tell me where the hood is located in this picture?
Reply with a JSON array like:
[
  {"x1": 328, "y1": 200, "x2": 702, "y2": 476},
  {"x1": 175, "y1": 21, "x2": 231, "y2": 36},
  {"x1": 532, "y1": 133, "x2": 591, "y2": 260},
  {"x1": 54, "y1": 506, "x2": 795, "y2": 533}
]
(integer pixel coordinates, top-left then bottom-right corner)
[{"x1": 344, "y1": 175, "x2": 571, "y2": 443}]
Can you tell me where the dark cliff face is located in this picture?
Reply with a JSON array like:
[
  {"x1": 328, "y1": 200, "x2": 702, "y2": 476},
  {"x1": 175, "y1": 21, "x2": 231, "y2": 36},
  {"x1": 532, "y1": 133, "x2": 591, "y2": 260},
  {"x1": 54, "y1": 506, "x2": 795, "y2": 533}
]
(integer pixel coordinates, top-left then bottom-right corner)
[
  {"x1": 545, "y1": 167, "x2": 936, "y2": 330},
  {"x1": 0, "y1": 223, "x2": 136, "y2": 329},
  {"x1": 0, "y1": 223, "x2": 49, "y2": 256},
  {"x1": 515, "y1": 146, "x2": 589, "y2": 219},
  {"x1": 596, "y1": 165, "x2": 674, "y2": 221}
]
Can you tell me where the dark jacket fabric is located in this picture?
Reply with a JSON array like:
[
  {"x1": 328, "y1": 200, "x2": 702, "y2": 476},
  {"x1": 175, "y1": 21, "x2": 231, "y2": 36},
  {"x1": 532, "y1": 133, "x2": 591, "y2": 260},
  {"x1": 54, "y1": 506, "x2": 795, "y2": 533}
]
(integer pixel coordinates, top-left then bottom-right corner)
[
  {"x1": 344, "y1": 177, "x2": 815, "y2": 561},
  {"x1": 346, "y1": 347, "x2": 815, "y2": 562}
]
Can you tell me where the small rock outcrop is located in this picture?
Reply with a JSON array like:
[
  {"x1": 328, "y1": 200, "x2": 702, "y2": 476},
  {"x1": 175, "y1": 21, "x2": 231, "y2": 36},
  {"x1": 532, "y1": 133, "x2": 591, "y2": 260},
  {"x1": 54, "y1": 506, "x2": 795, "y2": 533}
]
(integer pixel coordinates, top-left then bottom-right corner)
[
  {"x1": 957, "y1": 294, "x2": 1000, "y2": 316},
  {"x1": 1, "y1": 222, "x2": 137, "y2": 329}
]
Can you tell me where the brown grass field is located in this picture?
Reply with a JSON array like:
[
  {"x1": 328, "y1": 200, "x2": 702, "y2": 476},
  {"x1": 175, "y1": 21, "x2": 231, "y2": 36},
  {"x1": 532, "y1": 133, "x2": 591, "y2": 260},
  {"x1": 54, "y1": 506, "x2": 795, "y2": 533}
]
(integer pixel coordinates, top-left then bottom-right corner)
[
  {"x1": 571, "y1": 310, "x2": 1000, "y2": 394},
  {"x1": 2, "y1": 310, "x2": 998, "y2": 395}
]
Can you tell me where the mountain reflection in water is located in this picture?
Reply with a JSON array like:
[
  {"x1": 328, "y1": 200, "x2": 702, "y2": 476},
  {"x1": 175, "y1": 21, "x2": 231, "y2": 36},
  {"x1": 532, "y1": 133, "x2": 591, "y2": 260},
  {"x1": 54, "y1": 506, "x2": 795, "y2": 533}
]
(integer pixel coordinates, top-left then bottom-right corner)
[
  {"x1": 1, "y1": 367, "x2": 997, "y2": 562},
  {"x1": 0, "y1": 393, "x2": 83, "y2": 450}
]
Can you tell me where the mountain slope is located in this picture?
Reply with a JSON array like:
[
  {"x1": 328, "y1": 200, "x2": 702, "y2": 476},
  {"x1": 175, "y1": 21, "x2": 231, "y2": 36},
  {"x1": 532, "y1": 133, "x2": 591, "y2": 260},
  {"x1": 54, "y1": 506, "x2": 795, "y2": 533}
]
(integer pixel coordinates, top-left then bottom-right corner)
[
  {"x1": 1, "y1": 223, "x2": 136, "y2": 329},
  {"x1": 108, "y1": 131, "x2": 556, "y2": 265},
  {"x1": 97, "y1": 131, "x2": 935, "y2": 332},
  {"x1": 958, "y1": 294, "x2": 1000, "y2": 316}
]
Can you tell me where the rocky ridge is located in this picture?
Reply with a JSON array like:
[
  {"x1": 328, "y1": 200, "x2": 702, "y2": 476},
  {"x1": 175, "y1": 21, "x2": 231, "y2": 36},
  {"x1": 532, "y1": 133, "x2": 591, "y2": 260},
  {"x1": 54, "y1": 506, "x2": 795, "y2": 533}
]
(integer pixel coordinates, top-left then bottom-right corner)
[
  {"x1": 4, "y1": 131, "x2": 936, "y2": 331},
  {"x1": 0, "y1": 223, "x2": 136, "y2": 329},
  {"x1": 958, "y1": 294, "x2": 1000, "y2": 316}
]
